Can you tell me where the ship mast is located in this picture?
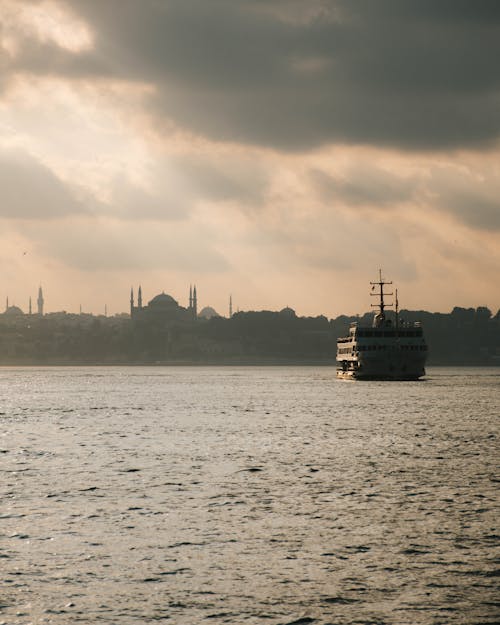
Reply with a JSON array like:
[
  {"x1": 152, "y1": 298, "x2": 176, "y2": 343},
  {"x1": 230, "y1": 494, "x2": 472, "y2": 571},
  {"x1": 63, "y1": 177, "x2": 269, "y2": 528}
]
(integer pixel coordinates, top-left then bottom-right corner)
[{"x1": 370, "y1": 269, "x2": 393, "y2": 323}]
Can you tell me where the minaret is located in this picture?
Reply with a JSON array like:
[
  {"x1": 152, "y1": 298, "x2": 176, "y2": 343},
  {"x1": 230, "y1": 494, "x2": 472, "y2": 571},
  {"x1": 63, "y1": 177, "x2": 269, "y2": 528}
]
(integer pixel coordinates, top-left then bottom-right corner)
[
  {"x1": 189, "y1": 285, "x2": 193, "y2": 311},
  {"x1": 229, "y1": 294, "x2": 233, "y2": 318},
  {"x1": 29, "y1": 297, "x2": 32, "y2": 315},
  {"x1": 130, "y1": 287, "x2": 134, "y2": 317},
  {"x1": 37, "y1": 286, "x2": 44, "y2": 316},
  {"x1": 192, "y1": 286, "x2": 197, "y2": 319},
  {"x1": 138, "y1": 285, "x2": 142, "y2": 309},
  {"x1": 5, "y1": 296, "x2": 8, "y2": 312}
]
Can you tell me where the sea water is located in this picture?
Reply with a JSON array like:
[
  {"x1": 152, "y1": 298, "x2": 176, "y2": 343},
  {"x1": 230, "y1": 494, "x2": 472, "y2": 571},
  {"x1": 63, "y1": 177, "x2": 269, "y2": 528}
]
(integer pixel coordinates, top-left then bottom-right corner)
[{"x1": 0, "y1": 366, "x2": 498, "y2": 625}]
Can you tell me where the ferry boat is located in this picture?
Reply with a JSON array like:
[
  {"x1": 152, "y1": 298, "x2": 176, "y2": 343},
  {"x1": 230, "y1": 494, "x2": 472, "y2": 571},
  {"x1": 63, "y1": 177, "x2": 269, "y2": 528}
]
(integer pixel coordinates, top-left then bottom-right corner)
[{"x1": 336, "y1": 272, "x2": 428, "y2": 380}]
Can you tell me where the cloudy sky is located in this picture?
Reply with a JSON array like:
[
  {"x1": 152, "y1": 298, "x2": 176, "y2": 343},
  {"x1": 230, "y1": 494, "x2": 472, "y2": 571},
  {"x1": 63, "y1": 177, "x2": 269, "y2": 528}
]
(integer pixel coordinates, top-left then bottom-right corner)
[{"x1": 1, "y1": 0, "x2": 499, "y2": 317}]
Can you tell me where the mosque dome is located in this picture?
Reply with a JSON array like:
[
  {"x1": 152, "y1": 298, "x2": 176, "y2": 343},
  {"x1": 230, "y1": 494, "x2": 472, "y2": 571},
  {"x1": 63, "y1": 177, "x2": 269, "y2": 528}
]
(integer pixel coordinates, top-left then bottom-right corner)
[
  {"x1": 198, "y1": 306, "x2": 219, "y2": 319},
  {"x1": 148, "y1": 292, "x2": 179, "y2": 308},
  {"x1": 279, "y1": 306, "x2": 296, "y2": 317},
  {"x1": 4, "y1": 305, "x2": 24, "y2": 316}
]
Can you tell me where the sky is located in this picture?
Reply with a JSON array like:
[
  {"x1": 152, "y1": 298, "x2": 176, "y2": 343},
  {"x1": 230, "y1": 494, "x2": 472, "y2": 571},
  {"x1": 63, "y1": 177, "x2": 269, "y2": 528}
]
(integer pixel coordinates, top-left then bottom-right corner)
[{"x1": 1, "y1": 0, "x2": 499, "y2": 318}]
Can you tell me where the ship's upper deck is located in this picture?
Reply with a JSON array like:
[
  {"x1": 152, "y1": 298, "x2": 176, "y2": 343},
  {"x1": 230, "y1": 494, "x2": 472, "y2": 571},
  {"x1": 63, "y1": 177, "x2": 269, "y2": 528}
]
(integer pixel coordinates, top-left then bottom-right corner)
[{"x1": 337, "y1": 321, "x2": 424, "y2": 343}]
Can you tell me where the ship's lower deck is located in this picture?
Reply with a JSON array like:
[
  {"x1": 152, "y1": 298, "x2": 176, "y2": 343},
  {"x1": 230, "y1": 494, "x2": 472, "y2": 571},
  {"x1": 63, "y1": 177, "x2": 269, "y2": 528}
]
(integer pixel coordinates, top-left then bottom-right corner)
[
  {"x1": 336, "y1": 369, "x2": 425, "y2": 381},
  {"x1": 336, "y1": 353, "x2": 426, "y2": 380}
]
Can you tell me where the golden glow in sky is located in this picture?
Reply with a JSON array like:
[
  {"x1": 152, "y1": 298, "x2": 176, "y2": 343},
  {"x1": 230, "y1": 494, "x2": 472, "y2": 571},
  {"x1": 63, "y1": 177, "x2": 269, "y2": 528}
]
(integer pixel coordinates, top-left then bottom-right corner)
[{"x1": 1, "y1": 0, "x2": 499, "y2": 317}]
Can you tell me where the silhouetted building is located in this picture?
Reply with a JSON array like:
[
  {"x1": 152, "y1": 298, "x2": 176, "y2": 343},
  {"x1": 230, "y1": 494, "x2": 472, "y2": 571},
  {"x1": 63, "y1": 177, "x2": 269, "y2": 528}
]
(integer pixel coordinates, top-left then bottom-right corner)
[
  {"x1": 37, "y1": 286, "x2": 44, "y2": 316},
  {"x1": 4, "y1": 305, "x2": 24, "y2": 316},
  {"x1": 130, "y1": 286, "x2": 198, "y2": 325},
  {"x1": 199, "y1": 306, "x2": 220, "y2": 320}
]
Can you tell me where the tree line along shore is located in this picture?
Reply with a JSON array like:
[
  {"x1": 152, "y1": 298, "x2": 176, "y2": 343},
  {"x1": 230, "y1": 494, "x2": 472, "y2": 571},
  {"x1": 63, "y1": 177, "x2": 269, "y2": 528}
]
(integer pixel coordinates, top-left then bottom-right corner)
[{"x1": 0, "y1": 306, "x2": 498, "y2": 366}]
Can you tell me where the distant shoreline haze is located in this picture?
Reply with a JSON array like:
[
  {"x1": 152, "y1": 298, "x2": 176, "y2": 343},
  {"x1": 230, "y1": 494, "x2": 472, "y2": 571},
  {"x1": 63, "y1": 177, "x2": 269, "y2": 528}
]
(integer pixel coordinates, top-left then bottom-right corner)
[{"x1": 0, "y1": 305, "x2": 498, "y2": 366}]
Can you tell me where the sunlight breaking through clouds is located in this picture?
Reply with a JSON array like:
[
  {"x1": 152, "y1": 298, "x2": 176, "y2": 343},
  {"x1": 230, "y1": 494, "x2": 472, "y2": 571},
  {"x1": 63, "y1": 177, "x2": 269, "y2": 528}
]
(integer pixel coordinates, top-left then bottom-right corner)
[
  {"x1": 1, "y1": 0, "x2": 93, "y2": 56},
  {"x1": 0, "y1": 0, "x2": 499, "y2": 317}
]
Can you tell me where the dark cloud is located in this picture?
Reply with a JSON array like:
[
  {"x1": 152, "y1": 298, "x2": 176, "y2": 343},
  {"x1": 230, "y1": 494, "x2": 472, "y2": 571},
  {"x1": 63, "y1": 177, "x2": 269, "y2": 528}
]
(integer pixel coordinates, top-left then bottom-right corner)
[
  {"x1": 0, "y1": 149, "x2": 87, "y2": 219},
  {"x1": 309, "y1": 159, "x2": 500, "y2": 230},
  {"x1": 9, "y1": 0, "x2": 500, "y2": 152},
  {"x1": 310, "y1": 164, "x2": 417, "y2": 207}
]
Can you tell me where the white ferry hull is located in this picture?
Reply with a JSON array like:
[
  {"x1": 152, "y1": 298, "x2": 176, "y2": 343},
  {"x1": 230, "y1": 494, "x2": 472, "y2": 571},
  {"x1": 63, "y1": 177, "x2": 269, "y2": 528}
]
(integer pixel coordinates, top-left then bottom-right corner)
[
  {"x1": 336, "y1": 369, "x2": 426, "y2": 381},
  {"x1": 336, "y1": 353, "x2": 426, "y2": 380}
]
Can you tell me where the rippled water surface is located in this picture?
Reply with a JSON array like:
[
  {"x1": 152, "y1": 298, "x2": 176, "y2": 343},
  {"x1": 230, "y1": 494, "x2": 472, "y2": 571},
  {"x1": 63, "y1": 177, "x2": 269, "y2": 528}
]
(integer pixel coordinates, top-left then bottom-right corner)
[{"x1": 1, "y1": 366, "x2": 498, "y2": 625}]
